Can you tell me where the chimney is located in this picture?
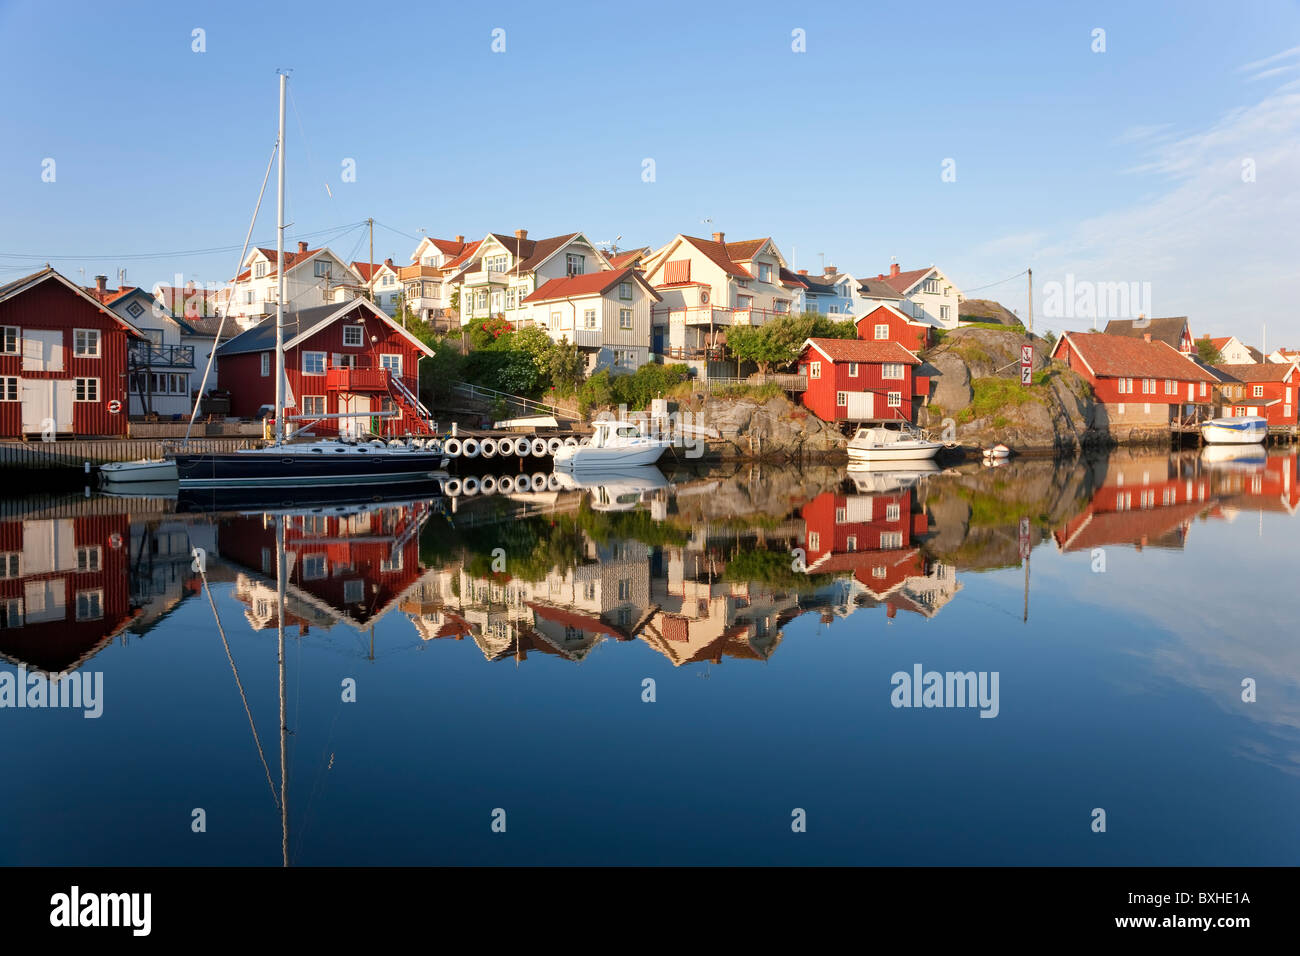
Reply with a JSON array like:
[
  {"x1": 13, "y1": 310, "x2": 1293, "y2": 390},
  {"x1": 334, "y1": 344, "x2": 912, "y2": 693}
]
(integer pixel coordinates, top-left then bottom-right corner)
[
  {"x1": 1143, "y1": 333, "x2": 1152, "y2": 343},
  {"x1": 889, "y1": 263, "x2": 901, "y2": 278},
  {"x1": 876, "y1": 273, "x2": 885, "y2": 280},
  {"x1": 712, "y1": 231, "x2": 725, "y2": 244},
  {"x1": 824, "y1": 265, "x2": 836, "y2": 276},
  {"x1": 94, "y1": 275, "x2": 107, "y2": 293},
  {"x1": 384, "y1": 258, "x2": 393, "y2": 268},
  {"x1": 297, "y1": 241, "x2": 308, "y2": 254},
  {"x1": 798, "y1": 269, "x2": 808, "y2": 276},
  {"x1": 455, "y1": 235, "x2": 464, "y2": 243},
  {"x1": 514, "y1": 228, "x2": 528, "y2": 241}
]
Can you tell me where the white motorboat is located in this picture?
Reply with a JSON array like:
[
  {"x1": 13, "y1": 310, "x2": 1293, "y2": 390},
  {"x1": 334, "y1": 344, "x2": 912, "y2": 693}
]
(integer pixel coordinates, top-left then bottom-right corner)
[
  {"x1": 983, "y1": 443, "x2": 1011, "y2": 459},
  {"x1": 1200, "y1": 415, "x2": 1266, "y2": 445},
  {"x1": 1200, "y1": 443, "x2": 1268, "y2": 470},
  {"x1": 99, "y1": 458, "x2": 178, "y2": 483},
  {"x1": 552, "y1": 420, "x2": 671, "y2": 469},
  {"x1": 551, "y1": 465, "x2": 670, "y2": 510},
  {"x1": 845, "y1": 460, "x2": 939, "y2": 493},
  {"x1": 846, "y1": 423, "x2": 944, "y2": 462}
]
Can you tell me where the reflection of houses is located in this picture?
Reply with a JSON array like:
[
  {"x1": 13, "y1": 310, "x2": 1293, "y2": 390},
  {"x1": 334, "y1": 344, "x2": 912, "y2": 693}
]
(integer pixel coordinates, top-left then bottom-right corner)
[
  {"x1": 800, "y1": 487, "x2": 959, "y2": 619},
  {"x1": 219, "y1": 502, "x2": 433, "y2": 632},
  {"x1": 1054, "y1": 456, "x2": 1213, "y2": 552},
  {"x1": 125, "y1": 519, "x2": 214, "y2": 634},
  {"x1": 0, "y1": 515, "x2": 137, "y2": 673},
  {"x1": 1210, "y1": 453, "x2": 1300, "y2": 516}
]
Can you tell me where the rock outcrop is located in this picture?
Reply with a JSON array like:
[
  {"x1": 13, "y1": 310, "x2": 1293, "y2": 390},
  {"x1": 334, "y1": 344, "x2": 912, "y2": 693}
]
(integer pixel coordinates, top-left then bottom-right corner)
[{"x1": 677, "y1": 390, "x2": 847, "y2": 460}]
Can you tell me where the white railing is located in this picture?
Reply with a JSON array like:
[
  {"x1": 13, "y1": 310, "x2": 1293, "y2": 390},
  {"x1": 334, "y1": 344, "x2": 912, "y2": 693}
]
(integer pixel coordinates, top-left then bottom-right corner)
[{"x1": 450, "y1": 381, "x2": 579, "y2": 421}]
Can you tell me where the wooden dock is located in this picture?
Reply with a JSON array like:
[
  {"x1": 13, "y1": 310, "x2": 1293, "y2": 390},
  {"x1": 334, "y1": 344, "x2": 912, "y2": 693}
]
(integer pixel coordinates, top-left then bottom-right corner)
[{"x1": 0, "y1": 437, "x2": 260, "y2": 472}]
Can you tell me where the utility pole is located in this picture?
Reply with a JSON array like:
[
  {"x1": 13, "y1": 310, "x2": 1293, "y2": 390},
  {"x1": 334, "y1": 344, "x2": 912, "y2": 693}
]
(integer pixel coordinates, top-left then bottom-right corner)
[{"x1": 1026, "y1": 267, "x2": 1033, "y2": 335}]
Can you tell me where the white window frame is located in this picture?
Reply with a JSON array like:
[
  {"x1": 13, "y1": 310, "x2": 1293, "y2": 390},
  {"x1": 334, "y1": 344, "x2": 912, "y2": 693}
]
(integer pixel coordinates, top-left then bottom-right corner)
[
  {"x1": 73, "y1": 328, "x2": 100, "y2": 357},
  {"x1": 343, "y1": 325, "x2": 363, "y2": 347},
  {"x1": 314, "y1": 259, "x2": 330, "y2": 278},
  {"x1": 261, "y1": 353, "x2": 271, "y2": 377},
  {"x1": 1253, "y1": 385, "x2": 1264, "y2": 398},
  {"x1": 848, "y1": 362, "x2": 859, "y2": 377},
  {"x1": 887, "y1": 391, "x2": 902, "y2": 408},
  {"x1": 380, "y1": 354, "x2": 403, "y2": 376},
  {"x1": 302, "y1": 351, "x2": 327, "y2": 376},
  {"x1": 874, "y1": 324, "x2": 889, "y2": 340},
  {"x1": 302, "y1": 395, "x2": 326, "y2": 416},
  {"x1": 619, "y1": 282, "x2": 633, "y2": 301},
  {"x1": 0, "y1": 376, "x2": 17, "y2": 401},
  {"x1": 0, "y1": 327, "x2": 17, "y2": 355},
  {"x1": 75, "y1": 589, "x2": 103, "y2": 622},
  {"x1": 584, "y1": 309, "x2": 597, "y2": 329},
  {"x1": 836, "y1": 391, "x2": 848, "y2": 406},
  {"x1": 882, "y1": 363, "x2": 905, "y2": 380},
  {"x1": 74, "y1": 377, "x2": 99, "y2": 402},
  {"x1": 810, "y1": 361, "x2": 821, "y2": 380},
  {"x1": 619, "y1": 309, "x2": 633, "y2": 330}
]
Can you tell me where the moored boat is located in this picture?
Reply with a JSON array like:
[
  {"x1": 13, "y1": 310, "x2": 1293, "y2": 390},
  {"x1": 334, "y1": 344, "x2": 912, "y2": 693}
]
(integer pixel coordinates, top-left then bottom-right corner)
[
  {"x1": 99, "y1": 458, "x2": 178, "y2": 483},
  {"x1": 846, "y1": 423, "x2": 944, "y2": 462},
  {"x1": 175, "y1": 438, "x2": 448, "y2": 488},
  {"x1": 552, "y1": 420, "x2": 670, "y2": 469},
  {"x1": 1200, "y1": 415, "x2": 1266, "y2": 445}
]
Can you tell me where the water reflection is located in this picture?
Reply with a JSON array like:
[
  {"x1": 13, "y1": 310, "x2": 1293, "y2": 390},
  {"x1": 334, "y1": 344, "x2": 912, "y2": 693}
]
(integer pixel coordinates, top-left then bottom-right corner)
[{"x1": 2, "y1": 447, "x2": 1298, "y2": 863}]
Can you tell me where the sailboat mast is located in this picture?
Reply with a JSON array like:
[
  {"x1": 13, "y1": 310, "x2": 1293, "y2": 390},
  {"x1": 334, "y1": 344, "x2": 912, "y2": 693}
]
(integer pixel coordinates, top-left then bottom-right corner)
[
  {"x1": 275, "y1": 72, "x2": 288, "y2": 446},
  {"x1": 277, "y1": 513, "x2": 289, "y2": 867}
]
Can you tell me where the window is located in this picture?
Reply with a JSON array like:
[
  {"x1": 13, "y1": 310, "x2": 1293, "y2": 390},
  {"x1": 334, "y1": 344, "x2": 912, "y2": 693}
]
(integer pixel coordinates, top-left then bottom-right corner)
[
  {"x1": 343, "y1": 325, "x2": 363, "y2": 347},
  {"x1": 383, "y1": 274, "x2": 394, "y2": 287},
  {"x1": 940, "y1": 305, "x2": 950, "y2": 320},
  {"x1": 618, "y1": 579, "x2": 631, "y2": 600},
  {"x1": 614, "y1": 349, "x2": 638, "y2": 369},
  {"x1": 0, "y1": 553, "x2": 19, "y2": 578},
  {"x1": 774, "y1": 300, "x2": 789, "y2": 313},
  {"x1": 886, "y1": 503, "x2": 901, "y2": 522},
  {"x1": 344, "y1": 580, "x2": 364, "y2": 604},
  {"x1": 808, "y1": 532, "x2": 820, "y2": 552},
  {"x1": 75, "y1": 590, "x2": 103, "y2": 621},
  {"x1": 380, "y1": 354, "x2": 402, "y2": 376},
  {"x1": 302, "y1": 351, "x2": 327, "y2": 375},
  {"x1": 835, "y1": 506, "x2": 847, "y2": 523},
  {"x1": 505, "y1": 289, "x2": 515, "y2": 309},
  {"x1": 619, "y1": 282, "x2": 632, "y2": 300},
  {"x1": 583, "y1": 581, "x2": 596, "y2": 601},
  {"x1": 1253, "y1": 385, "x2": 1264, "y2": 398},
  {"x1": 0, "y1": 377, "x2": 16, "y2": 401},
  {"x1": 619, "y1": 309, "x2": 632, "y2": 330},
  {"x1": 76, "y1": 545, "x2": 102, "y2": 573},
  {"x1": 829, "y1": 305, "x2": 839, "y2": 314},
  {"x1": 846, "y1": 536, "x2": 857, "y2": 552},
  {"x1": 1142, "y1": 378, "x2": 1154, "y2": 394},
  {"x1": 381, "y1": 551, "x2": 404, "y2": 573},
  {"x1": 848, "y1": 362, "x2": 859, "y2": 377},
  {"x1": 314, "y1": 260, "x2": 329, "y2": 278},
  {"x1": 475, "y1": 290, "x2": 488, "y2": 310},
  {"x1": 737, "y1": 279, "x2": 750, "y2": 289},
  {"x1": 882, "y1": 363, "x2": 904, "y2": 379},
  {"x1": 880, "y1": 532, "x2": 903, "y2": 549},
  {"x1": 566, "y1": 253, "x2": 585, "y2": 276},
  {"x1": 737, "y1": 295, "x2": 753, "y2": 310},
  {"x1": 74, "y1": 329, "x2": 100, "y2": 357},
  {"x1": 169, "y1": 373, "x2": 187, "y2": 394},
  {"x1": 302, "y1": 555, "x2": 327, "y2": 579},
  {"x1": 550, "y1": 311, "x2": 561, "y2": 330},
  {"x1": 875, "y1": 324, "x2": 889, "y2": 340},
  {"x1": 923, "y1": 277, "x2": 939, "y2": 294},
  {"x1": 810, "y1": 361, "x2": 821, "y2": 380},
  {"x1": 126, "y1": 301, "x2": 144, "y2": 318},
  {"x1": 245, "y1": 290, "x2": 255, "y2": 305},
  {"x1": 887, "y1": 391, "x2": 902, "y2": 408},
  {"x1": 837, "y1": 391, "x2": 848, "y2": 406},
  {"x1": 486, "y1": 254, "x2": 508, "y2": 273},
  {"x1": 758, "y1": 263, "x2": 772, "y2": 283},
  {"x1": 302, "y1": 395, "x2": 325, "y2": 416},
  {"x1": 254, "y1": 262, "x2": 267, "y2": 279},
  {"x1": 261, "y1": 353, "x2": 271, "y2": 377},
  {"x1": 74, "y1": 378, "x2": 99, "y2": 402},
  {"x1": 584, "y1": 309, "x2": 597, "y2": 329},
  {"x1": 0, "y1": 327, "x2": 16, "y2": 354}
]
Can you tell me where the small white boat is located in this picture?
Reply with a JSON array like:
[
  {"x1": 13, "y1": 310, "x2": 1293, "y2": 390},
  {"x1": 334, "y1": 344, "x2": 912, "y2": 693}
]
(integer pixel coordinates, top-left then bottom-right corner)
[
  {"x1": 99, "y1": 458, "x2": 178, "y2": 483},
  {"x1": 846, "y1": 423, "x2": 944, "y2": 462},
  {"x1": 1200, "y1": 415, "x2": 1266, "y2": 445},
  {"x1": 553, "y1": 420, "x2": 670, "y2": 469},
  {"x1": 845, "y1": 460, "x2": 938, "y2": 493},
  {"x1": 1200, "y1": 443, "x2": 1267, "y2": 470},
  {"x1": 982, "y1": 444, "x2": 1011, "y2": 459}
]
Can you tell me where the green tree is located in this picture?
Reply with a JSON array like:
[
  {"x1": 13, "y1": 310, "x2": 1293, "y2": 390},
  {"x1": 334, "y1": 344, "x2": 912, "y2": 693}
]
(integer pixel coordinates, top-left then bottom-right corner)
[
  {"x1": 466, "y1": 315, "x2": 516, "y2": 350},
  {"x1": 726, "y1": 325, "x2": 789, "y2": 375},
  {"x1": 1196, "y1": 337, "x2": 1223, "y2": 365}
]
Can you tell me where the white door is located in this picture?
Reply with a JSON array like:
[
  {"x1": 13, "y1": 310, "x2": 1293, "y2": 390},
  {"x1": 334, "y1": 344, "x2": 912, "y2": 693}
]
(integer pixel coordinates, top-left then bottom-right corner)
[
  {"x1": 22, "y1": 329, "x2": 64, "y2": 371},
  {"x1": 22, "y1": 519, "x2": 76, "y2": 574},
  {"x1": 340, "y1": 395, "x2": 371, "y2": 438},
  {"x1": 24, "y1": 578, "x2": 67, "y2": 624},
  {"x1": 844, "y1": 392, "x2": 874, "y2": 419},
  {"x1": 20, "y1": 380, "x2": 73, "y2": 434}
]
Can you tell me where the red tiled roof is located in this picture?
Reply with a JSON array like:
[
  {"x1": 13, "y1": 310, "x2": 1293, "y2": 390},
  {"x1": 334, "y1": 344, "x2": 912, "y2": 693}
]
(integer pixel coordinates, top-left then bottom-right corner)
[
  {"x1": 429, "y1": 237, "x2": 470, "y2": 256},
  {"x1": 724, "y1": 238, "x2": 769, "y2": 261},
  {"x1": 608, "y1": 248, "x2": 648, "y2": 270},
  {"x1": 350, "y1": 261, "x2": 379, "y2": 282},
  {"x1": 441, "y1": 239, "x2": 482, "y2": 272},
  {"x1": 1213, "y1": 362, "x2": 1299, "y2": 383},
  {"x1": 802, "y1": 338, "x2": 921, "y2": 364},
  {"x1": 679, "y1": 235, "x2": 753, "y2": 279},
  {"x1": 1056, "y1": 333, "x2": 1217, "y2": 382},
  {"x1": 521, "y1": 267, "x2": 657, "y2": 303},
  {"x1": 526, "y1": 602, "x2": 628, "y2": 640},
  {"x1": 875, "y1": 267, "x2": 932, "y2": 294}
]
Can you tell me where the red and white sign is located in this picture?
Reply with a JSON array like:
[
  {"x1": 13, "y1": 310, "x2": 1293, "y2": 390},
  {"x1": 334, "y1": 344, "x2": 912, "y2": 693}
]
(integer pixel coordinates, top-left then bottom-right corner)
[{"x1": 1020, "y1": 344, "x2": 1033, "y2": 385}]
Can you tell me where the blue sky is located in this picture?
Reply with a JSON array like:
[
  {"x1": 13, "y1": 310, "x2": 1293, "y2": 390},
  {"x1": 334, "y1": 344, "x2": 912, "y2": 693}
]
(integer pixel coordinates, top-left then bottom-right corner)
[{"x1": 2, "y1": 0, "x2": 1298, "y2": 344}]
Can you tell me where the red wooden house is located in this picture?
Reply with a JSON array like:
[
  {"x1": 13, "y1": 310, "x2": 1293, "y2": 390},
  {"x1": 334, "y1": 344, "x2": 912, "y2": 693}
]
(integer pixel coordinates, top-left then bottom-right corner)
[
  {"x1": 854, "y1": 303, "x2": 933, "y2": 352},
  {"x1": 798, "y1": 337, "x2": 926, "y2": 425},
  {"x1": 0, "y1": 514, "x2": 137, "y2": 674},
  {"x1": 1053, "y1": 455, "x2": 1211, "y2": 553},
  {"x1": 1212, "y1": 362, "x2": 1300, "y2": 426},
  {"x1": 1049, "y1": 332, "x2": 1217, "y2": 426},
  {"x1": 216, "y1": 299, "x2": 435, "y2": 437},
  {"x1": 0, "y1": 267, "x2": 144, "y2": 438}
]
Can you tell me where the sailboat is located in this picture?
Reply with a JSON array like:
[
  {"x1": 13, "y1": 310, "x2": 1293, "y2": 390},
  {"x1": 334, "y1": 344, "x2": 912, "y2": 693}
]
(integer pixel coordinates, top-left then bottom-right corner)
[{"x1": 174, "y1": 74, "x2": 447, "y2": 490}]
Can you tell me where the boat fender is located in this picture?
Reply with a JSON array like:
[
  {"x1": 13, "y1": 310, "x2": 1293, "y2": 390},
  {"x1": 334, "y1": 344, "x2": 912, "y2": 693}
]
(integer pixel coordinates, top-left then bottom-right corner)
[
  {"x1": 496, "y1": 475, "x2": 515, "y2": 494},
  {"x1": 530, "y1": 472, "x2": 548, "y2": 492},
  {"x1": 530, "y1": 437, "x2": 549, "y2": 456},
  {"x1": 443, "y1": 438, "x2": 462, "y2": 457},
  {"x1": 563, "y1": 436, "x2": 578, "y2": 447},
  {"x1": 461, "y1": 438, "x2": 480, "y2": 459},
  {"x1": 546, "y1": 437, "x2": 564, "y2": 456},
  {"x1": 479, "y1": 475, "x2": 497, "y2": 494},
  {"x1": 546, "y1": 473, "x2": 562, "y2": 491},
  {"x1": 479, "y1": 437, "x2": 498, "y2": 458},
  {"x1": 514, "y1": 436, "x2": 532, "y2": 457},
  {"x1": 461, "y1": 476, "x2": 480, "y2": 496},
  {"x1": 443, "y1": 478, "x2": 462, "y2": 497}
]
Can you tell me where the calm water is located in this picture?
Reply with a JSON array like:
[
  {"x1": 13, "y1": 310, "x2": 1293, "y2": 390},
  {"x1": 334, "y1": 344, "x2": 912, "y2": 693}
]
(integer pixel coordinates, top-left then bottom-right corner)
[{"x1": 2, "y1": 447, "x2": 1298, "y2": 865}]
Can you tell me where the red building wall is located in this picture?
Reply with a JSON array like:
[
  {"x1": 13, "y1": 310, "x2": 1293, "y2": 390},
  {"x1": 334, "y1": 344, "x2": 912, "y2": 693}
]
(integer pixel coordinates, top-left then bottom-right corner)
[
  {"x1": 855, "y1": 306, "x2": 930, "y2": 352},
  {"x1": 1056, "y1": 337, "x2": 1212, "y2": 406},
  {"x1": 1220, "y1": 381, "x2": 1299, "y2": 425},
  {"x1": 800, "y1": 352, "x2": 916, "y2": 424},
  {"x1": 0, "y1": 279, "x2": 134, "y2": 437}
]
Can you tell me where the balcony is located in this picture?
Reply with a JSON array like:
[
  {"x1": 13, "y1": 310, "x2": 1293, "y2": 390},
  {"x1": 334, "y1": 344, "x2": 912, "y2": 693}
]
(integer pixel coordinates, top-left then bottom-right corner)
[
  {"x1": 397, "y1": 264, "x2": 442, "y2": 281},
  {"x1": 129, "y1": 344, "x2": 195, "y2": 368},
  {"x1": 326, "y1": 364, "x2": 391, "y2": 392},
  {"x1": 461, "y1": 268, "x2": 510, "y2": 287}
]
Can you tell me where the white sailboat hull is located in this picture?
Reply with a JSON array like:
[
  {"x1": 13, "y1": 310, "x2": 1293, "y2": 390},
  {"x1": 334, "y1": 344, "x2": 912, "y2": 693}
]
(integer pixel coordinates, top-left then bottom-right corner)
[
  {"x1": 1200, "y1": 416, "x2": 1267, "y2": 444},
  {"x1": 99, "y1": 459, "x2": 178, "y2": 482},
  {"x1": 847, "y1": 441, "x2": 943, "y2": 462},
  {"x1": 553, "y1": 441, "x2": 669, "y2": 468}
]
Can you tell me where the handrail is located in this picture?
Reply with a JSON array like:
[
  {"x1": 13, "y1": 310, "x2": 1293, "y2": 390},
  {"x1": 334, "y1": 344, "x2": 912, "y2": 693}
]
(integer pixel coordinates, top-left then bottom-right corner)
[{"x1": 449, "y1": 381, "x2": 579, "y2": 420}]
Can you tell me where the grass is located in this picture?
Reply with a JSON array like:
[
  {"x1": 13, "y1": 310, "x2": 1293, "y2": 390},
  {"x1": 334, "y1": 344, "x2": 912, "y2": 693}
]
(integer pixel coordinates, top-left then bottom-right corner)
[
  {"x1": 708, "y1": 382, "x2": 785, "y2": 401},
  {"x1": 955, "y1": 321, "x2": 1028, "y2": 334},
  {"x1": 954, "y1": 375, "x2": 1049, "y2": 424}
]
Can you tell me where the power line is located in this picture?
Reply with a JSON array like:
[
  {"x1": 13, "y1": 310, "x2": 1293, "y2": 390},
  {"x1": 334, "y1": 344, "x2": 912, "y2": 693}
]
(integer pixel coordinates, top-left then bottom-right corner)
[
  {"x1": 373, "y1": 220, "x2": 424, "y2": 243},
  {"x1": 962, "y1": 268, "x2": 1029, "y2": 295}
]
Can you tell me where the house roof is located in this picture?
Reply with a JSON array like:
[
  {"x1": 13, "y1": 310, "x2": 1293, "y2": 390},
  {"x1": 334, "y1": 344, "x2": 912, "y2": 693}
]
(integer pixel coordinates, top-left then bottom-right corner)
[
  {"x1": 0, "y1": 267, "x2": 145, "y2": 337},
  {"x1": 1102, "y1": 316, "x2": 1190, "y2": 349},
  {"x1": 350, "y1": 261, "x2": 381, "y2": 282},
  {"x1": 874, "y1": 267, "x2": 933, "y2": 295},
  {"x1": 856, "y1": 277, "x2": 904, "y2": 300},
  {"x1": 723, "y1": 238, "x2": 769, "y2": 262},
  {"x1": 216, "y1": 299, "x2": 434, "y2": 358},
  {"x1": 789, "y1": 272, "x2": 838, "y2": 295},
  {"x1": 234, "y1": 246, "x2": 335, "y2": 281},
  {"x1": 1052, "y1": 332, "x2": 1217, "y2": 382},
  {"x1": 520, "y1": 267, "x2": 660, "y2": 304},
  {"x1": 607, "y1": 247, "x2": 650, "y2": 270},
  {"x1": 801, "y1": 338, "x2": 921, "y2": 365},
  {"x1": 677, "y1": 235, "x2": 754, "y2": 279},
  {"x1": 855, "y1": 302, "x2": 929, "y2": 327},
  {"x1": 1213, "y1": 362, "x2": 1299, "y2": 383},
  {"x1": 429, "y1": 237, "x2": 471, "y2": 257}
]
